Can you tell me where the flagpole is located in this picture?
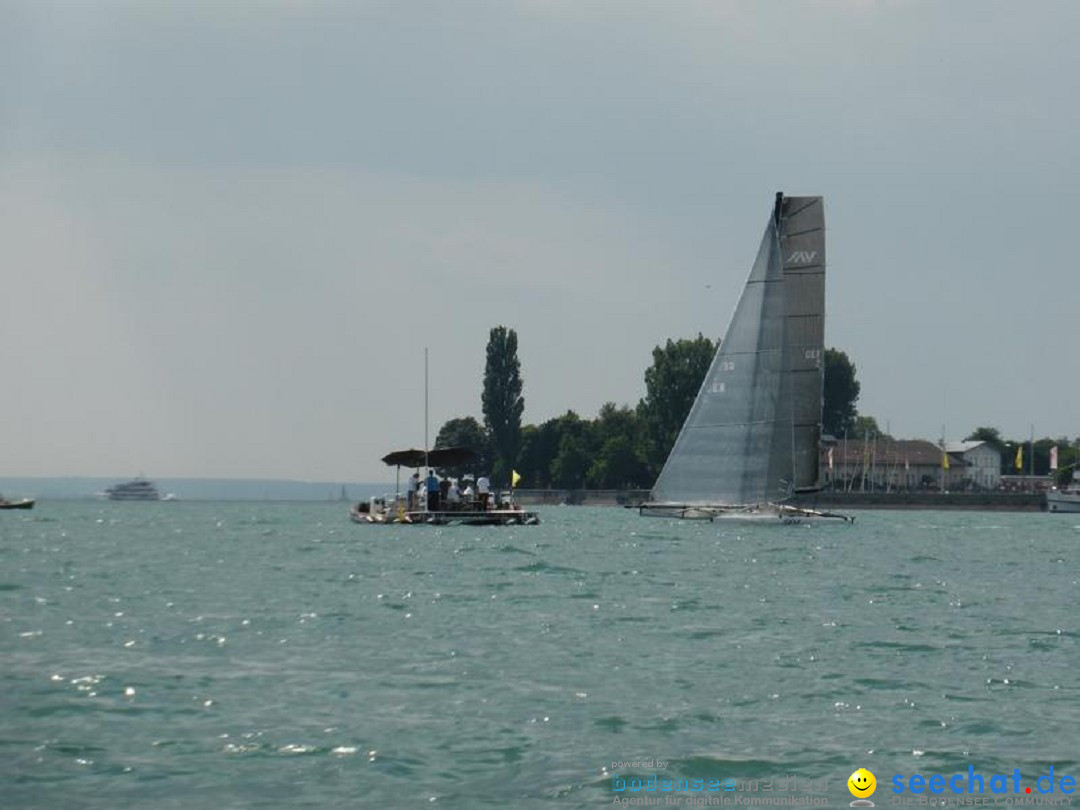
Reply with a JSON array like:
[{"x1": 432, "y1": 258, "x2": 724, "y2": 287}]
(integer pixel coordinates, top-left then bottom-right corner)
[
  {"x1": 940, "y1": 425, "x2": 946, "y2": 494},
  {"x1": 1029, "y1": 423, "x2": 1034, "y2": 491}
]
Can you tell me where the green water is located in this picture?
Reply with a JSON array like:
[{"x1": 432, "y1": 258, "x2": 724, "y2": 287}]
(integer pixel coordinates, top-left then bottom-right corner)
[{"x1": 2, "y1": 503, "x2": 1079, "y2": 808}]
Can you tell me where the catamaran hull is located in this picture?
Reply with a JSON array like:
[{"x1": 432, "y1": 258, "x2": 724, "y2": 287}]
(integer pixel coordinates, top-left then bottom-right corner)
[{"x1": 639, "y1": 503, "x2": 853, "y2": 524}]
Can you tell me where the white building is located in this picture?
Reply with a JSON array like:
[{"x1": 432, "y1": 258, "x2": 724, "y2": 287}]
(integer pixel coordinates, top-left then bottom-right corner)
[{"x1": 945, "y1": 441, "x2": 1002, "y2": 490}]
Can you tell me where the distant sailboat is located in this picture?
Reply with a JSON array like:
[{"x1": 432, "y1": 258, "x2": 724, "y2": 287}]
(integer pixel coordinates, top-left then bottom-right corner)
[{"x1": 639, "y1": 193, "x2": 852, "y2": 524}]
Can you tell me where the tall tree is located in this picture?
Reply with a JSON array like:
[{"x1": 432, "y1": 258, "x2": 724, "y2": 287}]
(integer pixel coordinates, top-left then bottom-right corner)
[
  {"x1": 482, "y1": 326, "x2": 524, "y2": 485},
  {"x1": 637, "y1": 335, "x2": 717, "y2": 478},
  {"x1": 966, "y1": 426, "x2": 1004, "y2": 445},
  {"x1": 823, "y1": 348, "x2": 860, "y2": 437}
]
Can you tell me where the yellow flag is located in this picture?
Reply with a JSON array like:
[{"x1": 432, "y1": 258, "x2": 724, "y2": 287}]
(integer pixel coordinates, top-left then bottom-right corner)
[
  {"x1": 942, "y1": 451, "x2": 950, "y2": 470},
  {"x1": 1015, "y1": 445, "x2": 1023, "y2": 471},
  {"x1": 511, "y1": 470, "x2": 522, "y2": 488}
]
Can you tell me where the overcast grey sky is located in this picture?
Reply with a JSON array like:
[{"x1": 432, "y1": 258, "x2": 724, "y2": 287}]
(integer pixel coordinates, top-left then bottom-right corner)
[{"x1": 3, "y1": 0, "x2": 1077, "y2": 483}]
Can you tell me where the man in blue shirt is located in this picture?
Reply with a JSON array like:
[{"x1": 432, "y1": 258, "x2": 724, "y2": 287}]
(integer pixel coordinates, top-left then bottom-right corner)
[{"x1": 426, "y1": 470, "x2": 440, "y2": 511}]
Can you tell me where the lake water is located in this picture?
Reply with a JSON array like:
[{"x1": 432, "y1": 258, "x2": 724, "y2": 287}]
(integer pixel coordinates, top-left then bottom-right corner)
[{"x1": 3, "y1": 502, "x2": 1079, "y2": 808}]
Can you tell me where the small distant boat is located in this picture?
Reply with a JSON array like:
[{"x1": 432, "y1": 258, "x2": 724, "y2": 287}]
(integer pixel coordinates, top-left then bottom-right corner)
[
  {"x1": 638, "y1": 193, "x2": 852, "y2": 525},
  {"x1": 105, "y1": 478, "x2": 162, "y2": 501},
  {"x1": 1046, "y1": 483, "x2": 1080, "y2": 513},
  {"x1": 0, "y1": 496, "x2": 35, "y2": 510}
]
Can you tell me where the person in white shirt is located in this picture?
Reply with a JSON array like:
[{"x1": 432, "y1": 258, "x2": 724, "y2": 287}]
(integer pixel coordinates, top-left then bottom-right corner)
[
  {"x1": 477, "y1": 475, "x2": 491, "y2": 510},
  {"x1": 406, "y1": 472, "x2": 420, "y2": 510},
  {"x1": 447, "y1": 479, "x2": 461, "y2": 508}
]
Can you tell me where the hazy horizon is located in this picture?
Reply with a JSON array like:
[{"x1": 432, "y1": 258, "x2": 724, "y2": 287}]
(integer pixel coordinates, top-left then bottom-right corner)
[
  {"x1": 0, "y1": 474, "x2": 392, "y2": 501},
  {"x1": 4, "y1": 1, "x2": 1077, "y2": 482}
]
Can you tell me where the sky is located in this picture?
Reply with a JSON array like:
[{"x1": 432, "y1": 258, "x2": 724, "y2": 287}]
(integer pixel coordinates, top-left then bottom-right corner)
[{"x1": 3, "y1": 0, "x2": 1077, "y2": 483}]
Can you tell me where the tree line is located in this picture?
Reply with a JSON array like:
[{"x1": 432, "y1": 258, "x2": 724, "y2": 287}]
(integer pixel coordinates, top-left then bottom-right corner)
[{"x1": 434, "y1": 326, "x2": 1077, "y2": 489}]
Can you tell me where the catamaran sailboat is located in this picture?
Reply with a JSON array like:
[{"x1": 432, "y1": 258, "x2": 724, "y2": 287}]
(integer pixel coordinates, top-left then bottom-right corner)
[{"x1": 639, "y1": 193, "x2": 852, "y2": 525}]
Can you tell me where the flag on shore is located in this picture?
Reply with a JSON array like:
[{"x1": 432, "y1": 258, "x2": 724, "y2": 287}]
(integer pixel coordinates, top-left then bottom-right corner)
[
  {"x1": 1015, "y1": 445, "x2": 1023, "y2": 471},
  {"x1": 511, "y1": 470, "x2": 522, "y2": 488},
  {"x1": 942, "y1": 450, "x2": 950, "y2": 470},
  {"x1": 1051, "y1": 446, "x2": 1059, "y2": 471}
]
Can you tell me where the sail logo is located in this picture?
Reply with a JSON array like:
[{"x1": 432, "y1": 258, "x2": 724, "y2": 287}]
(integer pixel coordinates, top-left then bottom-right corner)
[{"x1": 787, "y1": 250, "x2": 817, "y2": 264}]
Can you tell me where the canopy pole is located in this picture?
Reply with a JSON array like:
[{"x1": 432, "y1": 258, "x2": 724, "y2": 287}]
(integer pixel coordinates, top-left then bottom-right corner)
[{"x1": 424, "y1": 348, "x2": 429, "y2": 472}]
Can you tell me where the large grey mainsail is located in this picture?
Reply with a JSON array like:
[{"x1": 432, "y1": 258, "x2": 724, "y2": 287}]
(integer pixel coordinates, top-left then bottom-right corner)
[{"x1": 649, "y1": 193, "x2": 825, "y2": 508}]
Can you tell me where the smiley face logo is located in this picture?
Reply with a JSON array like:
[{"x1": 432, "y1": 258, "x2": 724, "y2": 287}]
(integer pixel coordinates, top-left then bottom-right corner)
[{"x1": 848, "y1": 768, "x2": 877, "y2": 798}]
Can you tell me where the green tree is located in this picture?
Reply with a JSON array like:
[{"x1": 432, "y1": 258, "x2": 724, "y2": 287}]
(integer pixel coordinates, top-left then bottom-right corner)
[
  {"x1": 1058, "y1": 438, "x2": 1079, "y2": 485},
  {"x1": 524, "y1": 411, "x2": 594, "y2": 488},
  {"x1": 434, "y1": 416, "x2": 490, "y2": 478},
  {"x1": 850, "y1": 415, "x2": 888, "y2": 440},
  {"x1": 516, "y1": 424, "x2": 551, "y2": 488},
  {"x1": 823, "y1": 348, "x2": 860, "y2": 437},
  {"x1": 637, "y1": 335, "x2": 717, "y2": 478},
  {"x1": 593, "y1": 403, "x2": 643, "y2": 451},
  {"x1": 965, "y1": 426, "x2": 1005, "y2": 447},
  {"x1": 587, "y1": 402, "x2": 648, "y2": 488},
  {"x1": 482, "y1": 326, "x2": 524, "y2": 486},
  {"x1": 551, "y1": 433, "x2": 590, "y2": 489},
  {"x1": 586, "y1": 435, "x2": 648, "y2": 489},
  {"x1": 965, "y1": 426, "x2": 1006, "y2": 454}
]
